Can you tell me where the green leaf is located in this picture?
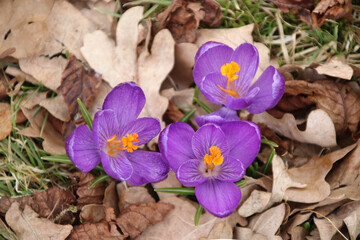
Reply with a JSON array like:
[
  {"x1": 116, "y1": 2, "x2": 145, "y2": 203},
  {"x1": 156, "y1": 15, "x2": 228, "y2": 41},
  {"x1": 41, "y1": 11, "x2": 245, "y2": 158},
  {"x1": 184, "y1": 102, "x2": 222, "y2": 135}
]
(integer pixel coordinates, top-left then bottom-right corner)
[
  {"x1": 154, "y1": 187, "x2": 195, "y2": 195},
  {"x1": 235, "y1": 180, "x2": 247, "y2": 188},
  {"x1": 180, "y1": 109, "x2": 196, "y2": 123},
  {"x1": 77, "y1": 98, "x2": 93, "y2": 130},
  {"x1": 41, "y1": 154, "x2": 72, "y2": 164},
  {"x1": 263, "y1": 148, "x2": 276, "y2": 175},
  {"x1": 193, "y1": 97, "x2": 213, "y2": 114},
  {"x1": 261, "y1": 138, "x2": 278, "y2": 148},
  {"x1": 89, "y1": 175, "x2": 110, "y2": 188},
  {"x1": 194, "y1": 204, "x2": 203, "y2": 226}
]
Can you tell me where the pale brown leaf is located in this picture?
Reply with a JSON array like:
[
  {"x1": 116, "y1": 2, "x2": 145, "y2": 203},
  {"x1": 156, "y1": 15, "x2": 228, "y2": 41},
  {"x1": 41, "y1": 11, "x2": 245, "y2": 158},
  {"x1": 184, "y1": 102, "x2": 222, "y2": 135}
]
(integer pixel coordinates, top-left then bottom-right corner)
[
  {"x1": 117, "y1": 185, "x2": 155, "y2": 212},
  {"x1": 0, "y1": 103, "x2": 12, "y2": 140},
  {"x1": 5, "y1": 203, "x2": 73, "y2": 240}
]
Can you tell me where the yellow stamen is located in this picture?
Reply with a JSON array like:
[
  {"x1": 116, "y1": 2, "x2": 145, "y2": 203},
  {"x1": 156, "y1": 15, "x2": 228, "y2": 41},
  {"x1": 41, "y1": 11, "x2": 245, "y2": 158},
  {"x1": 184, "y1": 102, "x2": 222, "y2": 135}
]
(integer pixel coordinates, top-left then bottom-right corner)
[
  {"x1": 122, "y1": 133, "x2": 139, "y2": 153},
  {"x1": 203, "y1": 146, "x2": 224, "y2": 170},
  {"x1": 218, "y1": 61, "x2": 240, "y2": 98},
  {"x1": 106, "y1": 134, "x2": 124, "y2": 156}
]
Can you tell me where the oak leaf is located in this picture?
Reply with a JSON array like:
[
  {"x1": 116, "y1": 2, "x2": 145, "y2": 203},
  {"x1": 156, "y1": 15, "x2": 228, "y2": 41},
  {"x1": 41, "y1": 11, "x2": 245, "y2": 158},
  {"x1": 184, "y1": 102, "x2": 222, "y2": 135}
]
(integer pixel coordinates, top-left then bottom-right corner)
[
  {"x1": 72, "y1": 172, "x2": 106, "y2": 209},
  {"x1": 5, "y1": 202, "x2": 73, "y2": 240},
  {"x1": 285, "y1": 80, "x2": 360, "y2": 134}
]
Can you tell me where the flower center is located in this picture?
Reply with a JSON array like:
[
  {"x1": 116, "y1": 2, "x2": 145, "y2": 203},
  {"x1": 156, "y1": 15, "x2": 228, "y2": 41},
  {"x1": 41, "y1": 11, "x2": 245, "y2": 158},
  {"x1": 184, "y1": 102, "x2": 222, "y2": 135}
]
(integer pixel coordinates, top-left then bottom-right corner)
[
  {"x1": 217, "y1": 61, "x2": 240, "y2": 98},
  {"x1": 106, "y1": 133, "x2": 139, "y2": 156},
  {"x1": 203, "y1": 146, "x2": 224, "y2": 170}
]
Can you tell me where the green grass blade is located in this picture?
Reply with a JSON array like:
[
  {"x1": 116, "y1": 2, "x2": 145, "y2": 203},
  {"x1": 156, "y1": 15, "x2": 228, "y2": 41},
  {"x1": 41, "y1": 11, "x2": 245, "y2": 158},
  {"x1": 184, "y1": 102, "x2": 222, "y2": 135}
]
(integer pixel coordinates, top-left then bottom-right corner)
[
  {"x1": 193, "y1": 98, "x2": 213, "y2": 114},
  {"x1": 180, "y1": 109, "x2": 196, "y2": 123},
  {"x1": 154, "y1": 187, "x2": 195, "y2": 195},
  {"x1": 263, "y1": 148, "x2": 276, "y2": 175},
  {"x1": 235, "y1": 180, "x2": 247, "y2": 188},
  {"x1": 94, "y1": 7, "x2": 122, "y2": 18},
  {"x1": 194, "y1": 204, "x2": 203, "y2": 226},
  {"x1": 77, "y1": 98, "x2": 93, "y2": 130},
  {"x1": 41, "y1": 155, "x2": 71, "y2": 164},
  {"x1": 89, "y1": 175, "x2": 110, "y2": 188},
  {"x1": 261, "y1": 138, "x2": 279, "y2": 148}
]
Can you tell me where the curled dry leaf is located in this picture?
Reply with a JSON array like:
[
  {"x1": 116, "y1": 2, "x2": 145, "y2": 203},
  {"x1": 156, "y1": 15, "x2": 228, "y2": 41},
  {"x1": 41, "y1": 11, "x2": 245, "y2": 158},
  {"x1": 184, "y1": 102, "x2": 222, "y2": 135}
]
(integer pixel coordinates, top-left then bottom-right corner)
[
  {"x1": 285, "y1": 80, "x2": 360, "y2": 134},
  {"x1": 312, "y1": 0, "x2": 353, "y2": 28},
  {"x1": 0, "y1": 103, "x2": 12, "y2": 140},
  {"x1": 57, "y1": 54, "x2": 102, "y2": 137},
  {"x1": 157, "y1": 0, "x2": 222, "y2": 43},
  {"x1": 72, "y1": 172, "x2": 106, "y2": 209},
  {"x1": 253, "y1": 109, "x2": 337, "y2": 147},
  {"x1": 0, "y1": 186, "x2": 76, "y2": 224},
  {"x1": 80, "y1": 204, "x2": 106, "y2": 223},
  {"x1": 285, "y1": 143, "x2": 357, "y2": 203},
  {"x1": 315, "y1": 57, "x2": 354, "y2": 80},
  {"x1": 103, "y1": 181, "x2": 119, "y2": 215},
  {"x1": 117, "y1": 185, "x2": 155, "y2": 212},
  {"x1": 164, "y1": 100, "x2": 185, "y2": 123},
  {"x1": 5, "y1": 202, "x2": 73, "y2": 240},
  {"x1": 116, "y1": 202, "x2": 174, "y2": 239}
]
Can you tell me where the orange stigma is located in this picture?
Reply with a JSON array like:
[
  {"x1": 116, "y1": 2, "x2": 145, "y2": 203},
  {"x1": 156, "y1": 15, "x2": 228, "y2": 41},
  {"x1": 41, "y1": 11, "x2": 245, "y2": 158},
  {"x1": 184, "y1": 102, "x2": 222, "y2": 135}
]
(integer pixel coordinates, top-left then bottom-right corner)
[
  {"x1": 204, "y1": 146, "x2": 224, "y2": 170},
  {"x1": 106, "y1": 133, "x2": 139, "y2": 155},
  {"x1": 122, "y1": 133, "x2": 139, "y2": 153},
  {"x1": 218, "y1": 61, "x2": 240, "y2": 98}
]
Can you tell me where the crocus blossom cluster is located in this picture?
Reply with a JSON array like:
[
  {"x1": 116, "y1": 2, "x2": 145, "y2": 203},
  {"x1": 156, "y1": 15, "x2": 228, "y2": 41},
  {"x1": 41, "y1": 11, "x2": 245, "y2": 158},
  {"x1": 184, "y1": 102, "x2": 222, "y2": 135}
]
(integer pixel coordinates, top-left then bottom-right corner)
[
  {"x1": 66, "y1": 82, "x2": 169, "y2": 186},
  {"x1": 159, "y1": 121, "x2": 261, "y2": 217},
  {"x1": 193, "y1": 41, "x2": 285, "y2": 126}
]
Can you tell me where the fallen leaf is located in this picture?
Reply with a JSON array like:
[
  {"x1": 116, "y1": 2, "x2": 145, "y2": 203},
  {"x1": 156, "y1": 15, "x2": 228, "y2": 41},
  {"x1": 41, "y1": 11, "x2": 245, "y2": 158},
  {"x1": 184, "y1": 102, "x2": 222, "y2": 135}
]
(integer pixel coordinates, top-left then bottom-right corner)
[
  {"x1": 117, "y1": 184, "x2": 155, "y2": 211},
  {"x1": 253, "y1": 109, "x2": 337, "y2": 147},
  {"x1": 80, "y1": 1, "x2": 115, "y2": 35},
  {"x1": 80, "y1": 204, "x2": 106, "y2": 223},
  {"x1": 0, "y1": 103, "x2": 12, "y2": 140},
  {"x1": 18, "y1": 107, "x2": 65, "y2": 155},
  {"x1": 268, "y1": 0, "x2": 314, "y2": 13},
  {"x1": 315, "y1": 56, "x2": 354, "y2": 80},
  {"x1": 116, "y1": 202, "x2": 174, "y2": 239},
  {"x1": 257, "y1": 123, "x2": 290, "y2": 155},
  {"x1": 68, "y1": 206, "x2": 128, "y2": 240},
  {"x1": 312, "y1": 0, "x2": 353, "y2": 28},
  {"x1": 238, "y1": 190, "x2": 272, "y2": 217},
  {"x1": 0, "y1": 186, "x2": 76, "y2": 224},
  {"x1": 235, "y1": 227, "x2": 268, "y2": 240},
  {"x1": 72, "y1": 172, "x2": 106, "y2": 209},
  {"x1": 57, "y1": 54, "x2": 102, "y2": 137},
  {"x1": 103, "y1": 181, "x2": 119, "y2": 215},
  {"x1": 137, "y1": 196, "x2": 240, "y2": 240},
  {"x1": 285, "y1": 143, "x2": 357, "y2": 203},
  {"x1": 164, "y1": 100, "x2": 185, "y2": 123},
  {"x1": 285, "y1": 80, "x2": 360, "y2": 134},
  {"x1": 205, "y1": 222, "x2": 233, "y2": 239},
  {"x1": 5, "y1": 202, "x2": 72, "y2": 240}
]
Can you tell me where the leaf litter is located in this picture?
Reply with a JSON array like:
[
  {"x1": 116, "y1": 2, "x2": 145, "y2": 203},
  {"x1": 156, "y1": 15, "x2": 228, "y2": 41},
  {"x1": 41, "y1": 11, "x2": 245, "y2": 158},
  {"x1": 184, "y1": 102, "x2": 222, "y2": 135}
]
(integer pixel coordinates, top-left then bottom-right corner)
[{"x1": 0, "y1": 0, "x2": 360, "y2": 239}]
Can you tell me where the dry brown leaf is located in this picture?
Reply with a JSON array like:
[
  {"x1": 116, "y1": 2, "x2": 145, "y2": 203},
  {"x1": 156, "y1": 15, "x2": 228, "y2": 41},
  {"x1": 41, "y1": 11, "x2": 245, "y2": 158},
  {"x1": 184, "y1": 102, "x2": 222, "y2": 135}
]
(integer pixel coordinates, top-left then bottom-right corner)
[
  {"x1": 5, "y1": 202, "x2": 73, "y2": 240},
  {"x1": 312, "y1": 0, "x2": 352, "y2": 28},
  {"x1": 57, "y1": 54, "x2": 102, "y2": 137},
  {"x1": 103, "y1": 181, "x2": 119, "y2": 215},
  {"x1": 0, "y1": 103, "x2": 12, "y2": 140},
  {"x1": 117, "y1": 184, "x2": 155, "y2": 211},
  {"x1": 137, "y1": 196, "x2": 241, "y2": 240},
  {"x1": 315, "y1": 57, "x2": 354, "y2": 80},
  {"x1": 72, "y1": 172, "x2": 106, "y2": 209},
  {"x1": 235, "y1": 227, "x2": 269, "y2": 240},
  {"x1": 81, "y1": 6, "x2": 143, "y2": 87},
  {"x1": 268, "y1": 0, "x2": 315, "y2": 12},
  {"x1": 285, "y1": 80, "x2": 360, "y2": 134},
  {"x1": 164, "y1": 100, "x2": 185, "y2": 123},
  {"x1": 157, "y1": 0, "x2": 221, "y2": 43},
  {"x1": 80, "y1": 1, "x2": 115, "y2": 35},
  {"x1": 39, "y1": 95, "x2": 70, "y2": 122},
  {"x1": 116, "y1": 202, "x2": 174, "y2": 239},
  {"x1": 18, "y1": 107, "x2": 65, "y2": 155},
  {"x1": 257, "y1": 123, "x2": 290, "y2": 155},
  {"x1": 69, "y1": 207, "x2": 128, "y2": 240},
  {"x1": 327, "y1": 141, "x2": 360, "y2": 189},
  {"x1": 0, "y1": 186, "x2": 76, "y2": 224},
  {"x1": 253, "y1": 109, "x2": 337, "y2": 147},
  {"x1": 80, "y1": 204, "x2": 106, "y2": 223},
  {"x1": 205, "y1": 222, "x2": 233, "y2": 239},
  {"x1": 285, "y1": 143, "x2": 357, "y2": 203}
]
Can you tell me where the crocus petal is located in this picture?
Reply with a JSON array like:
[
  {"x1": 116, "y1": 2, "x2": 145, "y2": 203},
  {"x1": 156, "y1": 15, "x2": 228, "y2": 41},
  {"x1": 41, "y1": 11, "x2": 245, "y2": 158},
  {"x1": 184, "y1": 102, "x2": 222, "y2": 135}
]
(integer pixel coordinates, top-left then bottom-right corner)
[
  {"x1": 125, "y1": 150, "x2": 170, "y2": 186},
  {"x1": 225, "y1": 87, "x2": 259, "y2": 110},
  {"x1": 195, "y1": 106, "x2": 239, "y2": 127},
  {"x1": 246, "y1": 66, "x2": 285, "y2": 114},
  {"x1": 121, "y1": 117, "x2": 160, "y2": 146},
  {"x1": 102, "y1": 82, "x2": 146, "y2": 128},
  {"x1": 101, "y1": 151, "x2": 133, "y2": 181},
  {"x1": 221, "y1": 121, "x2": 261, "y2": 168},
  {"x1": 195, "y1": 180, "x2": 241, "y2": 218},
  {"x1": 92, "y1": 109, "x2": 121, "y2": 149},
  {"x1": 192, "y1": 123, "x2": 229, "y2": 159},
  {"x1": 200, "y1": 72, "x2": 228, "y2": 105},
  {"x1": 230, "y1": 43, "x2": 259, "y2": 94},
  {"x1": 159, "y1": 122, "x2": 195, "y2": 172},
  {"x1": 193, "y1": 44, "x2": 233, "y2": 85},
  {"x1": 215, "y1": 156, "x2": 245, "y2": 182},
  {"x1": 66, "y1": 125, "x2": 101, "y2": 172},
  {"x1": 195, "y1": 41, "x2": 229, "y2": 62},
  {"x1": 177, "y1": 159, "x2": 208, "y2": 187}
]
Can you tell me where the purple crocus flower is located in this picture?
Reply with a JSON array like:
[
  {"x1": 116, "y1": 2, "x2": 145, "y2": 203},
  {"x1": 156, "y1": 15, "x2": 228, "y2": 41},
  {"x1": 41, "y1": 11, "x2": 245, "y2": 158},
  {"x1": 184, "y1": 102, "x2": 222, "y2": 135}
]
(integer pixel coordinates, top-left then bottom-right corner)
[
  {"x1": 193, "y1": 41, "x2": 285, "y2": 125},
  {"x1": 159, "y1": 121, "x2": 261, "y2": 217},
  {"x1": 66, "y1": 82, "x2": 169, "y2": 186}
]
